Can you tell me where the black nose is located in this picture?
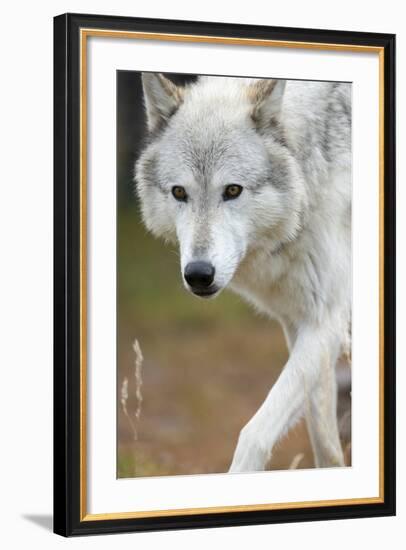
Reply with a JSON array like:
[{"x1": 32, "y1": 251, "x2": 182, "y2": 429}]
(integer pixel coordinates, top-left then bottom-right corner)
[{"x1": 184, "y1": 261, "x2": 215, "y2": 289}]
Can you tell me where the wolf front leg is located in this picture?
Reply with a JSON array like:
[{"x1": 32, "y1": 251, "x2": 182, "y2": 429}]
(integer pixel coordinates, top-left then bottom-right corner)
[
  {"x1": 305, "y1": 352, "x2": 345, "y2": 468},
  {"x1": 229, "y1": 324, "x2": 340, "y2": 473}
]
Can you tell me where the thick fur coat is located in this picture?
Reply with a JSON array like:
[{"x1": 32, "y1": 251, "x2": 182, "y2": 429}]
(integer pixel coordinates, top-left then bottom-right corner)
[{"x1": 135, "y1": 74, "x2": 351, "y2": 471}]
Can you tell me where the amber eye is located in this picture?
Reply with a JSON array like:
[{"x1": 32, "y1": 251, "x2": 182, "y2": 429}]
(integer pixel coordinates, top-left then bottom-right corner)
[
  {"x1": 223, "y1": 184, "x2": 243, "y2": 201},
  {"x1": 171, "y1": 186, "x2": 187, "y2": 202}
]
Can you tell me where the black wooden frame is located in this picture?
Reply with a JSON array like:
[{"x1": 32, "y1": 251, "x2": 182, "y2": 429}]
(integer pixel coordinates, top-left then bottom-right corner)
[{"x1": 54, "y1": 12, "x2": 396, "y2": 537}]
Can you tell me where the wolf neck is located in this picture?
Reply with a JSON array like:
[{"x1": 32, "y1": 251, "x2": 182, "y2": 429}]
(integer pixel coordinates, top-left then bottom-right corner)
[
  {"x1": 229, "y1": 225, "x2": 320, "y2": 327},
  {"x1": 230, "y1": 162, "x2": 350, "y2": 326}
]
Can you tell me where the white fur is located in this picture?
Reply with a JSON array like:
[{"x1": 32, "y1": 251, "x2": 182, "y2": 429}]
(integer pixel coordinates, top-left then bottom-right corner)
[{"x1": 136, "y1": 74, "x2": 351, "y2": 471}]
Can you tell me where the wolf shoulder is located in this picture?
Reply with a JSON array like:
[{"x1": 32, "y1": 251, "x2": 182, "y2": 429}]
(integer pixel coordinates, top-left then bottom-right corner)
[
  {"x1": 282, "y1": 80, "x2": 351, "y2": 145},
  {"x1": 282, "y1": 80, "x2": 351, "y2": 118}
]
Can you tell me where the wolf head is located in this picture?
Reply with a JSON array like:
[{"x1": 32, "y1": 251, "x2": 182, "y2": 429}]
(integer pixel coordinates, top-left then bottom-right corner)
[{"x1": 135, "y1": 74, "x2": 306, "y2": 298}]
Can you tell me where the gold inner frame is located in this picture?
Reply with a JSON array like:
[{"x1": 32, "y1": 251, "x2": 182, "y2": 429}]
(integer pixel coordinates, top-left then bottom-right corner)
[{"x1": 79, "y1": 28, "x2": 385, "y2": 522}]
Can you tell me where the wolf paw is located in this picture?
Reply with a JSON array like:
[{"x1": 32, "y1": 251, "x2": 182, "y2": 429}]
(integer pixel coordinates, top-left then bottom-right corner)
[{"x1": 229, "y1": 425, "x2": 269, "y2": 473}]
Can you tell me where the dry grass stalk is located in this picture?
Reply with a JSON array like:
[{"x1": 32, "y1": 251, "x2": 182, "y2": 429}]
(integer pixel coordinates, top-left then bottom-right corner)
[
  {"x1": 120, "y1": 376, "x2": 138, "y2": 440},
  {"x1": 289, "y1": 452, "x2": 305, "y2": 469},
  {"x1": 133, "y1": 339, "x2": 144, "y2": 422},
  {"x1": 120, "y1": 339, "x2": 145, "y2": 442}
]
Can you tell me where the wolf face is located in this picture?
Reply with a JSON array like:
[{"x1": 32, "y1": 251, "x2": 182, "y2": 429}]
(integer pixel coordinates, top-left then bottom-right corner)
[{"x1": 135, "y1": 74, "x2": 306, "y2": 298}]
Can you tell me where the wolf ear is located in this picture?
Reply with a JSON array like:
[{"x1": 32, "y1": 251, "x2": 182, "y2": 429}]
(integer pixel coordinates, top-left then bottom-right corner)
[
  {"x1": 249, "y1": 79, "x2": 286, "y2": 127},
  {"x1": 141, "y1": 73, "x2": 184, "y2": 132}
]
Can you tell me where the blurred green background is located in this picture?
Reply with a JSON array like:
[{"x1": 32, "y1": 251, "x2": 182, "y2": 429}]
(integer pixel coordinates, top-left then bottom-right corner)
[{"x1": 116, "y1": 71, "x2": 350, "y2": 478}]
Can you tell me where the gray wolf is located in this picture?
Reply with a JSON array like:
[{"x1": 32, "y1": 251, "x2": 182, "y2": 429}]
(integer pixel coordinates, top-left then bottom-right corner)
[{"x1": 135, "y1": 73, "x2": 351, "y2": 471}]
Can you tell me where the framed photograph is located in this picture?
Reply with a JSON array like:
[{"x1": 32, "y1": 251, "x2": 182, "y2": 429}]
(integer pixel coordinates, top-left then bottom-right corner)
[{"x1": 54, "y1": 13, "x2": 396, "y2": 536}]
